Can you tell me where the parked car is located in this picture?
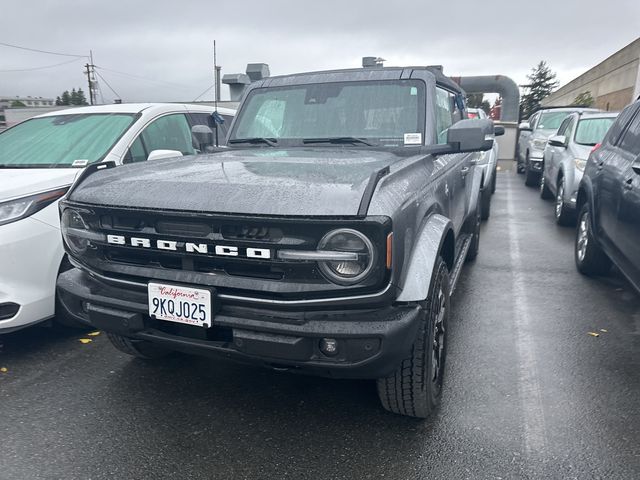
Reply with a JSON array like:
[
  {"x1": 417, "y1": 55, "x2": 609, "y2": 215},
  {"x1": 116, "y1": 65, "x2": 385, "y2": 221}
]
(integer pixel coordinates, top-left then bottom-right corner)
[
  {"x1": 467, "y1": 107, "x2": 504, "y2": 220},
  {"x1": 540, "y1": 111, "x2": 618, "y2": 225},
  {"x1": 0, "y1": 103, "x2": 235, "y2": 333},
  {"x1": 574, "y1": 99, "x2": 640, "y2": 292},
  {"x1": 56, "y1": 66, "x2": 495, "y2": 418},
  {"x1": 517, "y1": 106, "x2": 599, "y2": 185}
]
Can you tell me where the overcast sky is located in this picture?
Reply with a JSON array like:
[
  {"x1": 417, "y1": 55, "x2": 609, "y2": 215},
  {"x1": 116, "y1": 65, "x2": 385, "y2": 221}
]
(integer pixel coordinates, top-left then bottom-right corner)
[{"x1": 2, "y1": 0, "x2": 639, "y2": 104}]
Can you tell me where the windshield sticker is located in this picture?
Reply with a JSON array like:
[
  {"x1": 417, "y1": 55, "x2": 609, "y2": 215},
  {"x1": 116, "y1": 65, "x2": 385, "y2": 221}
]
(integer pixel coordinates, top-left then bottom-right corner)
[
  {"x1": 410, "y1": 87, "x2": 418, "y2": 96},
  {"x1": 404, "y1": 133, "x2": 422, "y2": 145},
  {"x1": 72, "y1": 159, "x2": 89, "y2": 167}
]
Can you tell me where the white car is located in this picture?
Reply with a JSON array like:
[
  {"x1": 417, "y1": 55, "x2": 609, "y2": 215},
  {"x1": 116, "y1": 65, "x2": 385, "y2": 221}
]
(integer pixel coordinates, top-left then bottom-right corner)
[
  {"x1": 467, "y1": 107, "x2": 502, "y2": 220},
  {"x1": 0, "y1": 103, "x2": 235, "y2": 333}
]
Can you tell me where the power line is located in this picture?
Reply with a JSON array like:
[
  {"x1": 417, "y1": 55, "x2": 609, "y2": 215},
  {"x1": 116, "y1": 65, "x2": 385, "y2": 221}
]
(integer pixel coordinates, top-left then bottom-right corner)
[
  {"x1": 193, "y1": 84, "x2": 215, "y2": 102},
  {"x1": 0, "y1": 41, "x2": 88, "y2": 58},
  {"x1": 94, "y1": 70, "x2": 121, "y2": 100},
  {"x1": 94, "y1": 65, "x2": 193, "y2": 90},
  {"x1": 0, "y1": 57, "x2": 83, "y2": 72}
]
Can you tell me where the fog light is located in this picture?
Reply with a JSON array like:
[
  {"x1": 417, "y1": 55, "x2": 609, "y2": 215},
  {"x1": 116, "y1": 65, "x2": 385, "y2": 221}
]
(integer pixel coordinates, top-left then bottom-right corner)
[{"x1": 320, "y1": 338, "x2": 338, "y2": 356}]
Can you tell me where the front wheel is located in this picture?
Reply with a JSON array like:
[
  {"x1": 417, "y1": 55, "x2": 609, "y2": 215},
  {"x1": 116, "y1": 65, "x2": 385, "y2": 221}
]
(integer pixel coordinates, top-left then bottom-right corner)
[
  {"x1": 491, "y1": 168, "x2": 497, "y2": 194},
  {"x1": 539, "y1": 174, "x2": 553, "y2": 199},
  {"x1": 376, "y1": 257, "x2": 450, "y2": 418},
  {"x1": 575, "y1": 203, "x2": 611, "y2": 276},
  {"x1": 480, "y1": 185, "x2": 491, "y2": 221},
  {"x1": 555, "y1": 177, "x2": 577, "y2": 226},
  {"x1": 524, "y1": 159, "x2": 540, "y2": 187}
]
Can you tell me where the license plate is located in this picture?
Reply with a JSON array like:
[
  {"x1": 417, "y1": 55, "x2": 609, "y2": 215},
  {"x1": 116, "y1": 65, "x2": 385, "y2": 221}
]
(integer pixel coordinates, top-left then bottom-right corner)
[{"x1": 148, "y1": 283, "x2": 212, "y2": 328}]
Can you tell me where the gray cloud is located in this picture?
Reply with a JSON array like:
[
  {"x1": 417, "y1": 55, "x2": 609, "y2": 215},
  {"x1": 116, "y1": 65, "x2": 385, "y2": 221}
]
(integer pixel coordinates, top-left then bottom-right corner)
[{"x1": 2, "y1": 0, "x2": 639, "y2": 103}]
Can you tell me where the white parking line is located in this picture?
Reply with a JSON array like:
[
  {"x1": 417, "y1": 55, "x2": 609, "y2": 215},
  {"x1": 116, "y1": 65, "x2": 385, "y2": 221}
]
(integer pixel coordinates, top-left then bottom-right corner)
[{"x1": 505, "y1": 173, "x2": 548, "y2": 457}]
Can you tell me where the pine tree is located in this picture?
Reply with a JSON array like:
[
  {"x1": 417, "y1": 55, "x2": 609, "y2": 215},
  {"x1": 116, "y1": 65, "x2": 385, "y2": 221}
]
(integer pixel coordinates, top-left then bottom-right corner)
[
  {"x1": 571, "y1": 91, "x2": 594, "y2": 107},
  {"x1": 76, "y1": 88, "x2": 88, "y2": 105},
  {"x1": 70, "y1": 88, "x2": 79, "y2": 105},
  {"x1": 60, "y1": 90, "x2": 71, "y2": 105},
  {"x1": 55, "y1": 96, "x2": 63, "y2": 106},
  {"x1": 519, "y1": 61, "x2": 559, "y2": 120}
]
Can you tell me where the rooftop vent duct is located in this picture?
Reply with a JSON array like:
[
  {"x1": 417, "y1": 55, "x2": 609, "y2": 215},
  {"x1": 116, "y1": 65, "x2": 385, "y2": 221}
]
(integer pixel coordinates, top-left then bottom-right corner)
[{"x1": 362, "y1": 57, "x2": 385, "y2": 68}]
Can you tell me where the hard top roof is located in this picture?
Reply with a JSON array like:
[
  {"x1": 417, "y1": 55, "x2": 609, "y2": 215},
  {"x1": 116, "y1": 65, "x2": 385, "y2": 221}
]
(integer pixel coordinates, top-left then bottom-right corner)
[{"x1": 256, "y1": 66, "x2": 464, "y2": 94}]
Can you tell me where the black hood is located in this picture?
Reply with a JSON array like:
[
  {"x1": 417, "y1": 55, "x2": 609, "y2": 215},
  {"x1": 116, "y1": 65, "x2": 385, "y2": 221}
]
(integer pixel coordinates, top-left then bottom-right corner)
[{"x1": 68, "y1": 148, "x2": 400, "y2": 216}]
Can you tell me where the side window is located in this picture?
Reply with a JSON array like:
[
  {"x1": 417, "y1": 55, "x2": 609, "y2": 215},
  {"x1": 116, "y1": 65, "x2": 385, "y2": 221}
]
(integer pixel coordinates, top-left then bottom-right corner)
[
  {"x1": 529, "y1": 113, "x2": 539, "y2": 129},
  {"x1": 618, "y1": 112, "x2": 640, "y2": 156},
  {"x1": 123, "y1": 137, "x2": 147, "y2": 164},
  {"x1": 435, "y1": 88, "x2": 454, "y2": 144},
  {"x1": 140, "y1": 114, "x2": 195, "y2": 156},
  {"x1": 557, "y1": 117, "x2": 571, "y2": 136},
  {"x1": 565, "y1": 118, "x2": 577, "y2": 141}
]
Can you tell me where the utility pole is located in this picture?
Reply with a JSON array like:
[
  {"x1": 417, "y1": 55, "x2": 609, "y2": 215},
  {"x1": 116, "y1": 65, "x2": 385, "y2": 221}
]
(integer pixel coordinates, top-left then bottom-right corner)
[{"x1": 84, "y1": 62, "x2": 94, "y2": 105}]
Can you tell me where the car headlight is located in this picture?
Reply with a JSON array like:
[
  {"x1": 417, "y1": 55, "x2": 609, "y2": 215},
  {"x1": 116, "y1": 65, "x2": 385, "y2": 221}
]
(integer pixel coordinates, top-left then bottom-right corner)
[
  {"x1": 574, "y1": 158, "x2": 587, "y2": 172},
  {"x1": 61, "y1": 208, "x2": 100, "y2": 256},
  {"x1": 0, "y1": 187, "x2": 69, "y2": 227},
  {"x1": 317, "y1": 229, "x2": 375, "y2": 285},
  {"x1": 532, "y1": 138, "x2": 547, "y2": 150}
]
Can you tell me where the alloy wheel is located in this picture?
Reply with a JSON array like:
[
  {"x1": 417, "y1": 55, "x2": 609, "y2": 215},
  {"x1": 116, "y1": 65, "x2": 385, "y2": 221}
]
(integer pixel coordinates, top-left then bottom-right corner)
[
  {"x1": 556, "y1": 181, "x2": 565, "y2": 219},
  {"x1": 430, "y1": 287, "x2": 447, "y2": 393},
  {"x1": 577, "y1": 211, "x2": 589, "y2": 262}
]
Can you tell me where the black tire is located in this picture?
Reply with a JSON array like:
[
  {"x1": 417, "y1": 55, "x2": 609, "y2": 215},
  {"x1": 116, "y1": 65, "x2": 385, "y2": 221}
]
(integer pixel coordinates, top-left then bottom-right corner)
[
  {"x1": 575, "y1": 203, "x2": 611, "y2": 276},
  {"x1": 539, "y1": 173, "x2": 553, "y2": 199},
  {"x1": 107, "y1": 332, "x2": 171, "y2": 359},
  {"x1": 491, "y1": 168, "x2": 497, "y2": 194},
  {"x1": 524, "y1": 158, "x2": 540, "y2": 187},
  {"x1": 516, "y1": 163, "x2": 525, "y2": 174},
  {"x1": 376, "y1": 257, "x2": 450, "y2": 418},
  {"x1": 555, "y1": 176, "x2": 577, "y2": 226},
  {"x1": 480, "y1": 185, "x2": 491, "y2": 221},
  {"x1": 466, "y1": 197, "x2": 481, "y2": 262}
]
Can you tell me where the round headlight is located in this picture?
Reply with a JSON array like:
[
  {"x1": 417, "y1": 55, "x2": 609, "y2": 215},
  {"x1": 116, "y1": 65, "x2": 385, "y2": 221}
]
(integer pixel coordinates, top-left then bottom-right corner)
[
  {"x1": 61, "y1": 209, "x2": 90, "y2": 255},
  {"x1": 318, "y1": 229, "x2": 375, "y2": 285}
]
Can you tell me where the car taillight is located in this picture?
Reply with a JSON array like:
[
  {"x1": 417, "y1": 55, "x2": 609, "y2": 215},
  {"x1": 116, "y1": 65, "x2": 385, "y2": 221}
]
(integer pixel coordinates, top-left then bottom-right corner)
[{"x1": 590, "y1": 143, "x2": 601, "y2": 153}]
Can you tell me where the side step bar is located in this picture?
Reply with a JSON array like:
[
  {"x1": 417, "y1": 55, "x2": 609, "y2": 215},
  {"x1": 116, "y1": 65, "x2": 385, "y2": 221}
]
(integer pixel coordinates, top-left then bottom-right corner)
[{"x1": 449, "y1": 234, "x2": 472, "y2": 295}]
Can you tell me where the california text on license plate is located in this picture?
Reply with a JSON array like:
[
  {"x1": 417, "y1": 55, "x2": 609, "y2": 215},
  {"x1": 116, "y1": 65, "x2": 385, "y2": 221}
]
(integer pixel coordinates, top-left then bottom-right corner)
[{"x1": 148, "y1": 283, "x2": 212, "y2": 327}]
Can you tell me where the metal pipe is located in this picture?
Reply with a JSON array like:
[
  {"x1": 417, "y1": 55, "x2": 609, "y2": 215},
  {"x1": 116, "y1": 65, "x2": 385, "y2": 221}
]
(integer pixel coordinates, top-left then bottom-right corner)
[{"x1": 451, "y1": 75, "x2": 520, "y2": 122}]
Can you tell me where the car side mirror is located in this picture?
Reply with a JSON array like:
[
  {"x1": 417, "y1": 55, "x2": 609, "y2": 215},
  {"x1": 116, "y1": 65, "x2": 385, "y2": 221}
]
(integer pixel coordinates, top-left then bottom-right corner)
[
  {"x1": 633, "y1": 155, "x2": 640, "y2": 175},
  {"x1": 548, "y1": 135, "x2": 567, "y2": 148},
  {"x1": 447, "y1": 119, "x2": 494, "y2": 153},
  {"x1": 147, "y1": 149, "x2": 184, "y2": 161},
  {"x1": 192, "y1": 124, "x2": 215, "y2": 149},
  {"x1": 519, "y1": 121, "x2": 532, "y2": 131},
  {"x1": 494, "y1": 125, "x2": 505, "y2": 137}
]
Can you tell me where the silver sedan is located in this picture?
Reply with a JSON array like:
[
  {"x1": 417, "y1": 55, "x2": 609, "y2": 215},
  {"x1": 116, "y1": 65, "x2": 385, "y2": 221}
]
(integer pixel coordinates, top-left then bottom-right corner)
[{"x1": 540, "y1": 111, "x2": 618, "y2": 225}]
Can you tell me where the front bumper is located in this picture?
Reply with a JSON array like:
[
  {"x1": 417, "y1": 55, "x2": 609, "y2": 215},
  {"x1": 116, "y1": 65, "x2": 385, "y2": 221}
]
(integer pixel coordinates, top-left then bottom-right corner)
[
  {"x1": 0, "y1": 216, "x2": 64, "y2": 333},
  {"x1": 57, "y1": 268, "x2": 421, "y2": 379}
]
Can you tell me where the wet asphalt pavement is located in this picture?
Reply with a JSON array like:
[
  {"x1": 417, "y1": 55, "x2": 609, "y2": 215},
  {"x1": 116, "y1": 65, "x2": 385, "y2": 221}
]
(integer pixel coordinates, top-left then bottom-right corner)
[{"x1": 1, "y1": 168, "x2": 639, "y2": 480}]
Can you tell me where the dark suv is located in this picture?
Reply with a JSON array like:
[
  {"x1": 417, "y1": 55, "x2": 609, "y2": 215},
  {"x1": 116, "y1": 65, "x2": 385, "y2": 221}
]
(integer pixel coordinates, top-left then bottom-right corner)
[
  {"x1": 57, "y1": 66, "x2": 494, "y2": 418},
  {"x1": 575, "y1": 99, "x2": 640, "y2": 292}
]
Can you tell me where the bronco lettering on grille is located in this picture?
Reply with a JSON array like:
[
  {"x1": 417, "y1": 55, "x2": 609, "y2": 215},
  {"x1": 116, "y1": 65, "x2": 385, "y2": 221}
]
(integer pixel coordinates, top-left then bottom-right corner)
[{"x1": 106, "y1": 235, "x2": 271, "y2": 259}]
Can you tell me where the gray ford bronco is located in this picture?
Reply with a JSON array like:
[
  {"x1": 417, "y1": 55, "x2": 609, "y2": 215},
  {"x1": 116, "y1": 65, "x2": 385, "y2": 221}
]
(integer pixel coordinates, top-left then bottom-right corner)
[{"x1": 57, "y1": 66, "x2": 495, "y2": 418}]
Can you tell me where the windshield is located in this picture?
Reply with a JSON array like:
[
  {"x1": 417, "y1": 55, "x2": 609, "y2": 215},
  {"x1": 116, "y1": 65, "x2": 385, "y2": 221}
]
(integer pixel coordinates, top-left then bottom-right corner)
[
  {"x1": 537, "y1": 111, "x2": 572, "y2": 131},
  {"x1": 574, "y1": 117, "x2": 616, "y2": 146},
  {"x1": 229, "y1": 80, "x2": 425, "y2": 147},
  {"x1": 0, "y1": 113, "x2": 136, "y2": 168}
]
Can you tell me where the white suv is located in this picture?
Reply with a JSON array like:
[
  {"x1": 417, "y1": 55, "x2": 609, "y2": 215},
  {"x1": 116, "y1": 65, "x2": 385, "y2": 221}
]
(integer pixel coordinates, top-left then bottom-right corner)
[{"x1": 0, "y1": 103, "x2": 235, "y2": 332}]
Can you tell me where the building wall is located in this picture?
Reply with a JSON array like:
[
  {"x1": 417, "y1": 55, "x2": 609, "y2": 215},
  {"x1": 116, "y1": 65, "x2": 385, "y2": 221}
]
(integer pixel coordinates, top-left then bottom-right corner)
[{"x1": 542, "y1": 37, "x2": 640, "y2": 111}]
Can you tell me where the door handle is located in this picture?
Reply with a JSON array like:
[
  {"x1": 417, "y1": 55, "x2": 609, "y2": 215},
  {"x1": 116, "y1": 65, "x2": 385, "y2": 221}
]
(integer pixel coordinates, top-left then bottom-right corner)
[{"x1": 460, "y1": 166, "x2": 470, "y2": 176}]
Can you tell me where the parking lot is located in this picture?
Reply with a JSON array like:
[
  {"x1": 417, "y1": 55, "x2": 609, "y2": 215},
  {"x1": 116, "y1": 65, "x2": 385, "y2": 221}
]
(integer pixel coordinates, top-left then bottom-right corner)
[{"x1": 1, "y1": 166, "x2": 638, "y2": 480}]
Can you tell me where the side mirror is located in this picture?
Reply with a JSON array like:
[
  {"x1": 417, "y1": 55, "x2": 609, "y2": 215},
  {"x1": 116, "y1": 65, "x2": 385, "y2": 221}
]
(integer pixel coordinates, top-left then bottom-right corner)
[
  {"x1": 147, "y1": 149, "x2": 184, "y2": 161},
  {"x1": 519, "y1": 121, "x2": 532, "y2": 131},
  {"x1": 494, "y1": 125, "x2": 505, "y2": 137},
  {"x1": 632, "y1": 155, "x2": 640, "y2": 175},
  {"x1": 192, "y1": 124, "x2": 215, "y2": 149},
  {"x1": 447, "y1": 119, "x2": 494, "y2": 153},
  {"x1": 548, "y1": 135, "x2": 567, "y2": 148}
]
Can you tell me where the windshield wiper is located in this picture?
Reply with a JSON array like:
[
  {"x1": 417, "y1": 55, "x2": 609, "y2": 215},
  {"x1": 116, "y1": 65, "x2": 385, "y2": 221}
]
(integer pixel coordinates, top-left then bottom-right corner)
[
  {"x1": 302, "y1": 137, "x2": 374, "y2": 146},
  {"x1": 228, "y1": 137, "x2": 278, "y2": 147}
]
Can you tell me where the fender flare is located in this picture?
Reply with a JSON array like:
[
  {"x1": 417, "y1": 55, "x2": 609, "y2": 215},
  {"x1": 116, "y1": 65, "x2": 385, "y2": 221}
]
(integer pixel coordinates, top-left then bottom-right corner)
[
  {"x1": 468, "y1": 165, "x2": 483, "y2": 216},
  {"x1": 396, "y1": 214, "x2": 454, "y2": 302}
]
